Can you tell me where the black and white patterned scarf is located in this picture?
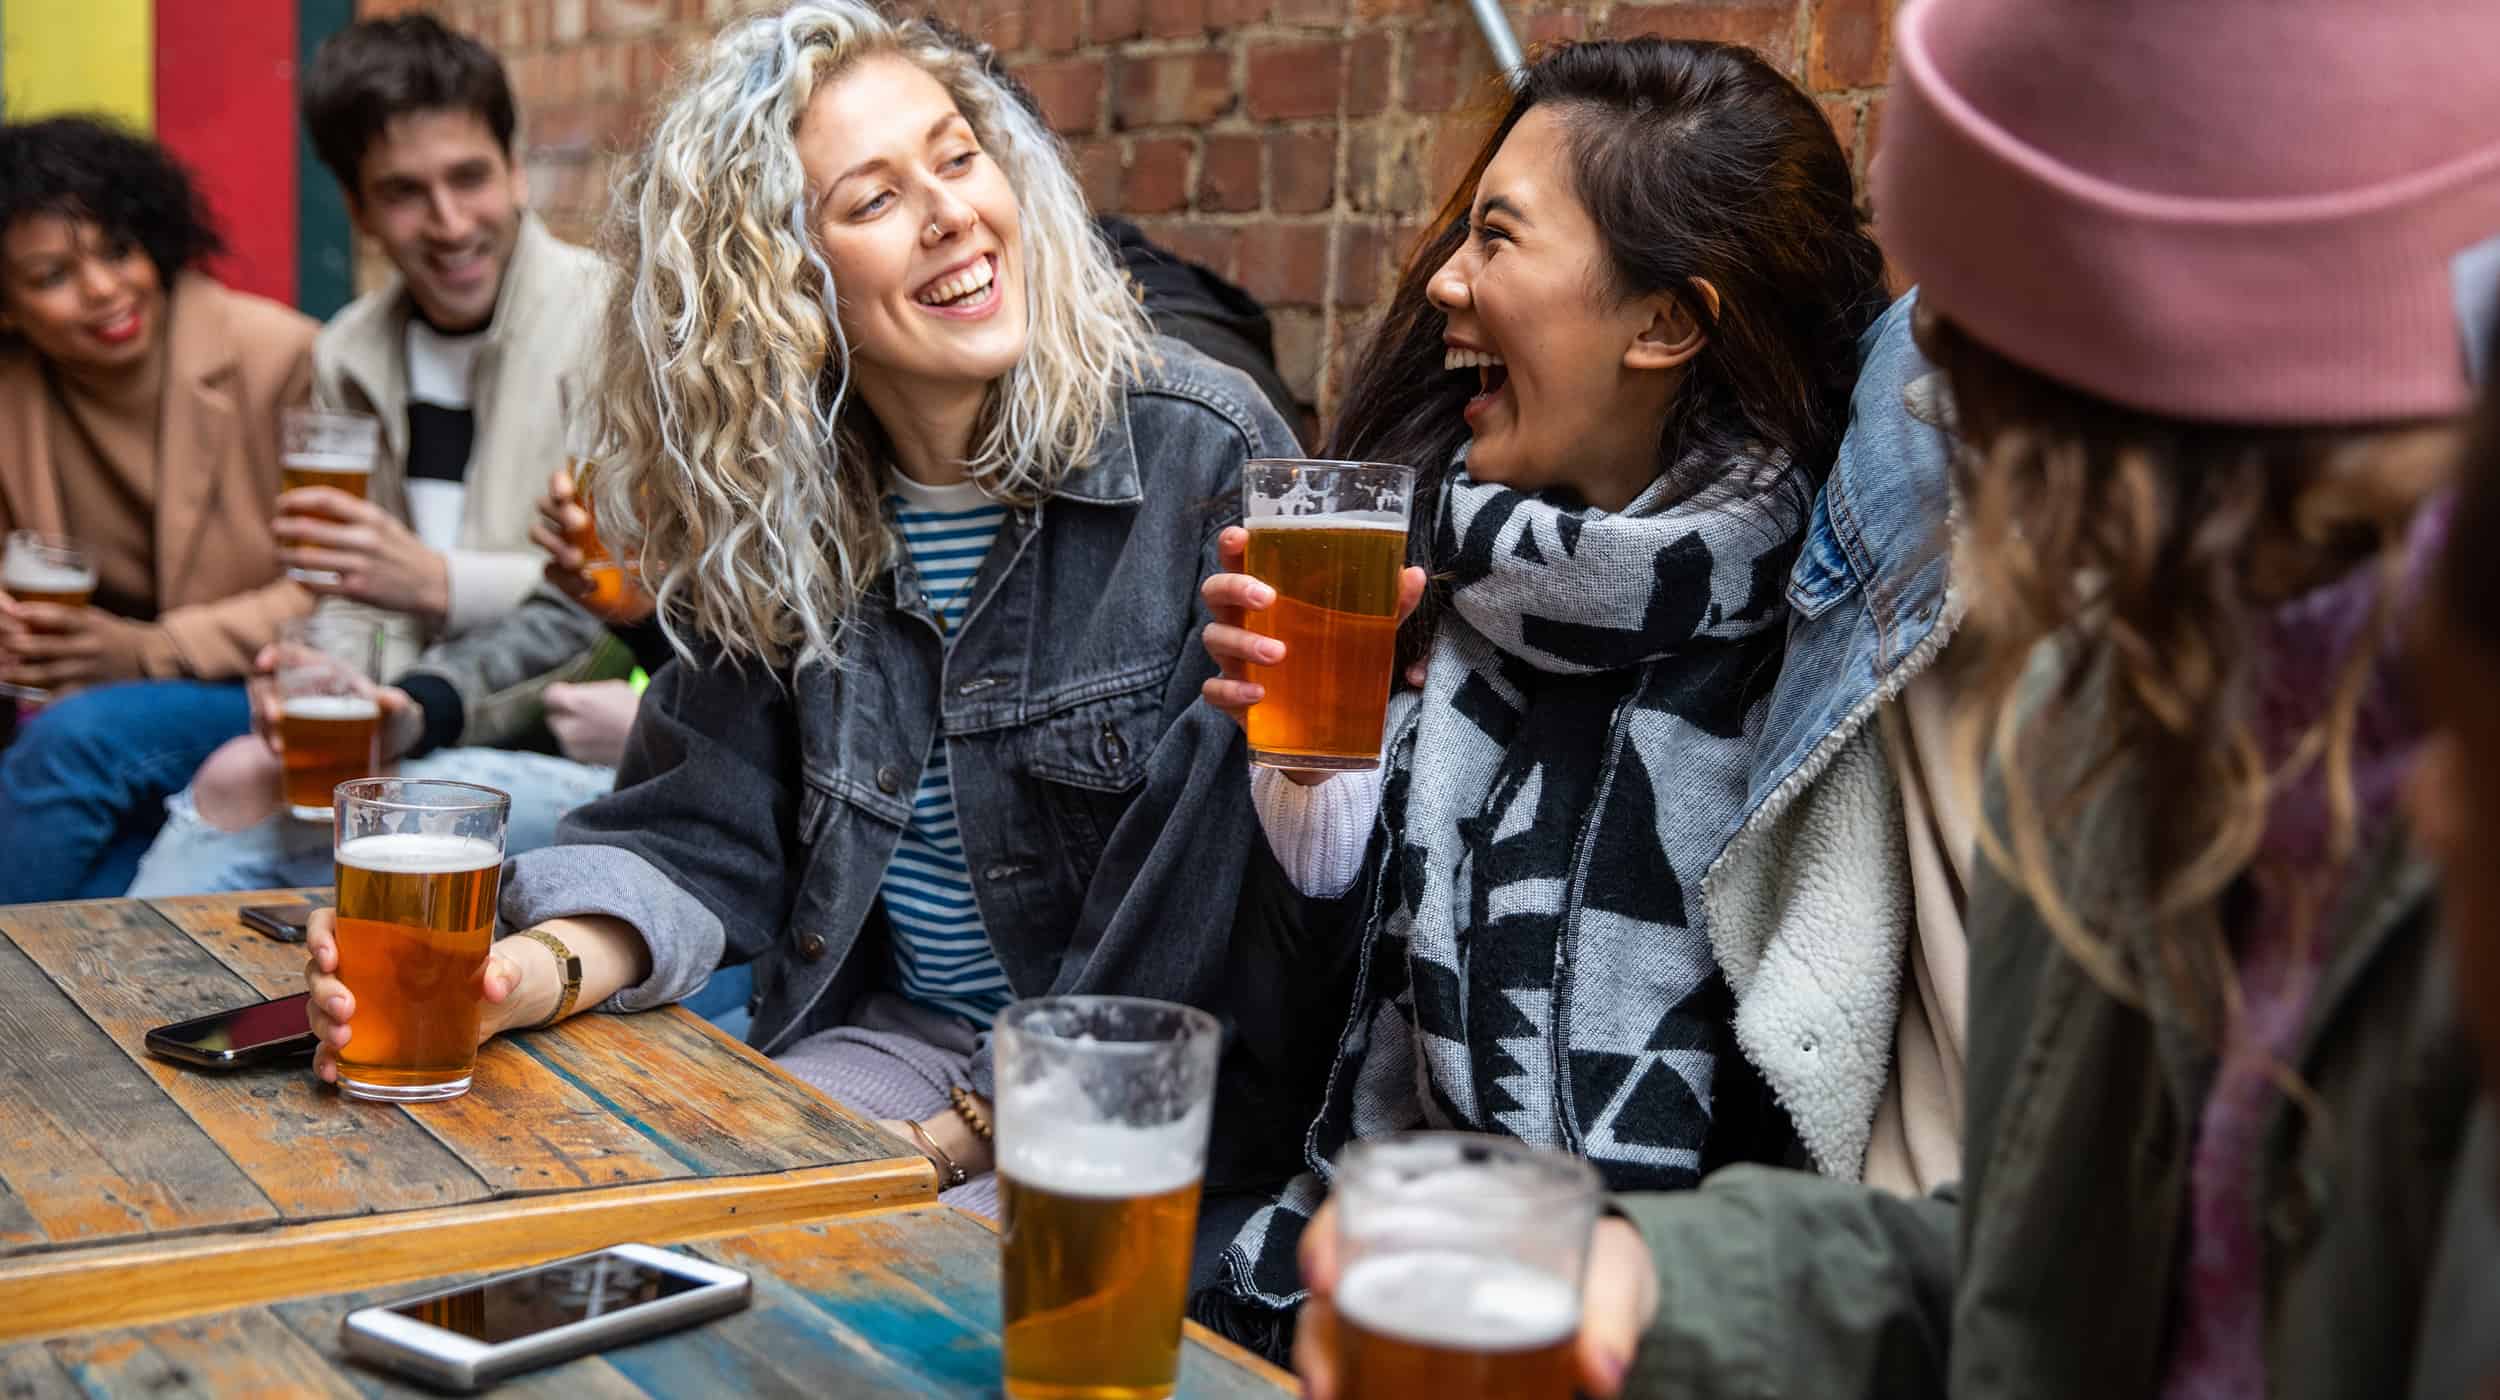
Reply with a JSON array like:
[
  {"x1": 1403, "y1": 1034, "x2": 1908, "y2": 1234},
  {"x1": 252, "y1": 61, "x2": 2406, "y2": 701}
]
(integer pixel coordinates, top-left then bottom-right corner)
[{"x1": 1199, "y1": 445, "x2": 1811, "y2": 1343}]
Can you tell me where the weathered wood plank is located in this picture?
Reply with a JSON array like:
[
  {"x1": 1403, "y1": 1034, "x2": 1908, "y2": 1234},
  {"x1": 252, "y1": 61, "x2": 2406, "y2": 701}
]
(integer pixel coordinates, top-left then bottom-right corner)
[
  {"x1": 600, "y1": 1269, "x2": 937, "y2": 1400},
  {"x1": 0, "y1": 1159, "x2": 934, "y2": 1343},
  {"x1": 153, "y1": 890, "x2": 898, "y2": 1189},
  {"x1": 709, "y1": 1220, "x2": 1000, "y2": 1394},
  {"x1": 513, "y1": 1009, "x2": 901, "y2": 1175},
  {"x1": 46, "y1": 1307, "x2": 364, "y2": 1399},
  {"x1": 0, "y1": 1341, "x2": 78, "y2": 1399},
  {"x1": 0, "y1": 924, "x2": 276, "y2": 1252},
  {"x1": 0, "y1": 900, "x2": 491, "y2": 1225}
]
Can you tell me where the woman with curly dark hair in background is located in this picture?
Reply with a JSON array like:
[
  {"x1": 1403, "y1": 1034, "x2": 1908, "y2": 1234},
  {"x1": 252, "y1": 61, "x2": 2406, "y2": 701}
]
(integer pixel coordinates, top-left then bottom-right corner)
[{"x1": 0, "y1": 115, "x2": 318, "y2": 901}]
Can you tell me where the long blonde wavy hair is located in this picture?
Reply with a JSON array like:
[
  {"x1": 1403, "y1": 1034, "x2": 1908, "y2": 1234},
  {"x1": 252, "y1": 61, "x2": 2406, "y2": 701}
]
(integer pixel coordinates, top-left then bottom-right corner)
[
  {"x1": 1929, "y1": 317, "x2": 2455, "y2": 1044},
  {"x1": 591, "y1": 0, "x2": 1150, "y2": 669}
]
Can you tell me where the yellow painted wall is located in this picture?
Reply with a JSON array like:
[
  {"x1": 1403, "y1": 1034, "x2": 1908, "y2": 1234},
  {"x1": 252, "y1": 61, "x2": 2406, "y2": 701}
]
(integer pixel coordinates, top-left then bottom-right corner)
[{"x1": 2, "y1": 0, "x2": 154, "y2": 129}]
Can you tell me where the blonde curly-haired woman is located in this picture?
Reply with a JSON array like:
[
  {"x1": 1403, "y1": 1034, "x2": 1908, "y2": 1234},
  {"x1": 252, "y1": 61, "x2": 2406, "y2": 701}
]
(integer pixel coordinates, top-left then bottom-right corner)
[{"x1": 300, "y1": 0, "x2": 1319, "y2": 1231}]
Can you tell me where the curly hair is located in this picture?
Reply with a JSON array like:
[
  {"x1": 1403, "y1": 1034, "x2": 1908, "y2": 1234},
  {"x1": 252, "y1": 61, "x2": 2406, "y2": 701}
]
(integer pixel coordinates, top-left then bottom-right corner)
[
  {"x1": 0, "y1": 116, "x2": 223, "y2": 292},
  {"x1": 1930, "y1": 315, "x2": 2458, "y2": 1040},
  {"x1": 590, "y1": 0, "x2": 1150, "y2": 670}
]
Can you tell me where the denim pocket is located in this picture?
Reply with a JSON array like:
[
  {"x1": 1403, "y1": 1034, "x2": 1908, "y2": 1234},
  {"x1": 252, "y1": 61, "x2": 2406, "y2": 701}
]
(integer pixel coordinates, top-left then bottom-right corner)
[
  {"x1": 1027, "y1": 684, "x2": 1163, "y2": 886},
  {"x1": 1785, "y1": 491, "x2": 1860, "y2": 621}
]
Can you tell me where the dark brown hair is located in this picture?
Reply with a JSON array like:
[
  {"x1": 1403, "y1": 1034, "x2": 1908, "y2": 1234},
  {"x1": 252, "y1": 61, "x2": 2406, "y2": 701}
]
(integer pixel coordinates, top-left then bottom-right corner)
[
  {"x1": 301, "y1": 14, "x2": 517, "y2": 197},
  {"x1": 1328, "y1": 38, "x2": 1888, "y2": 669},
  {"x1": 1929, "y1": 314, "x2": 2456, "y2": 1034},
  {"x1": 0, "y1": 116, "x2": 223, "y2": 293},
  {"x1": 2442, "y1": 323, "x2": 2500, "y2": 652}
]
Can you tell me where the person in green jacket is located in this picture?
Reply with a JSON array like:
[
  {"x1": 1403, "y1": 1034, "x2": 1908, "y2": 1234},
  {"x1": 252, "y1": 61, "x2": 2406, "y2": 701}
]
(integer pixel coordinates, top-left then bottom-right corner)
[{"x1": 1285, "y1": 0, "x2": 2500, "y2": 1396}]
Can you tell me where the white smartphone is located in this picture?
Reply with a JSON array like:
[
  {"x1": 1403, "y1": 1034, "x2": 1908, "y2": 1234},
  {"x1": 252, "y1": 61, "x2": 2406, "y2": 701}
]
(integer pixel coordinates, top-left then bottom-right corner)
[{"x1": 339, "y1": 1244, "x2": 751, "y2": 1392}]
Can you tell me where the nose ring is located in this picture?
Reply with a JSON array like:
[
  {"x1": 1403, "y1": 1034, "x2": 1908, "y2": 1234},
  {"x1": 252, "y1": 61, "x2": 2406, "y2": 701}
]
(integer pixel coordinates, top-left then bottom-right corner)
[{"x1": 928, "y1": 220, "x2": 943, "y2": 241}]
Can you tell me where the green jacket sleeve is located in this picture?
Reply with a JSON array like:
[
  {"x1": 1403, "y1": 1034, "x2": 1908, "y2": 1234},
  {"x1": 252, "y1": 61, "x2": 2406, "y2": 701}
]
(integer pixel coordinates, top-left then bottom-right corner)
[{"x1": 1618, "y1": 1166, "x2": 1958, "y2": 1400}]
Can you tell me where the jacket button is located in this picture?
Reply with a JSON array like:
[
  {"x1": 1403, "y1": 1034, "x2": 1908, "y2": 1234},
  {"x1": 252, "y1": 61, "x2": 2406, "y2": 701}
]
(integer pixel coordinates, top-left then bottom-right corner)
[
  {"x1": 875, "y1": 766, "x2": 902, "y2": 795},
  {"x1": 796, "y1": 932, "x2": 829, "y2": 962}
]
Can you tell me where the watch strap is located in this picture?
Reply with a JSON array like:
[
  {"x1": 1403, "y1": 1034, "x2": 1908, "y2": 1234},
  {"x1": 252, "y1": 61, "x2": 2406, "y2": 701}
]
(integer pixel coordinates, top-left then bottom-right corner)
[{"x1": 513, "y1": 928, "x2": 584, "y2": 1027}]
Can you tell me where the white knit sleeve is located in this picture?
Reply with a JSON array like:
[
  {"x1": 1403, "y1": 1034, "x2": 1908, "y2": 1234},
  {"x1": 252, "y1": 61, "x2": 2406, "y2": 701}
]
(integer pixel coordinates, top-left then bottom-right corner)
[{"x1": 1250, "y1": 764, "x2": 1386, "y2": 899}]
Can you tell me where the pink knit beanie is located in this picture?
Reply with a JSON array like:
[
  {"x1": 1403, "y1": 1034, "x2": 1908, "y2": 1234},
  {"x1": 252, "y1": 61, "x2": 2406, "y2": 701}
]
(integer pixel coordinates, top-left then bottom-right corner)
[{"x1": 1875, "y1": 0, "x2": 2500, "y2": 424}]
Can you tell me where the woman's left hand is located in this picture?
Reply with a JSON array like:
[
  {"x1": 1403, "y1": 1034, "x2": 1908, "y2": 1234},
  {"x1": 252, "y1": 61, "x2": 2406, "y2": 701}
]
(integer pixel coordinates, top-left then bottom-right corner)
[{"x1": 0, "y1": 600, "x2": 148, "y2": 694}]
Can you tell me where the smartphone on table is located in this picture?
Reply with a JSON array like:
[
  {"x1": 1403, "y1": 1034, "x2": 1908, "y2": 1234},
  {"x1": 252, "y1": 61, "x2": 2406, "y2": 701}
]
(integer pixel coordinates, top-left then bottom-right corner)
[
  {"x1": 340, "y1": 1245, "x2": 752, "y2": 1392},
  {"x1": 144, "y1": 993, "x2": 317, "y2": 1069},
  {"x1": 238, "y1": 902, "x2": 317, "y2": 943}
]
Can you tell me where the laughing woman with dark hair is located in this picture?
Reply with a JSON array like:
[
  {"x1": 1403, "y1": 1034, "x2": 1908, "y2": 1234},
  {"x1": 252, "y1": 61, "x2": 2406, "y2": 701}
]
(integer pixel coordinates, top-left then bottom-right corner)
[
  {"x1": 0, "y1": 116, "x2": 316, "y2": 900},
  {"x1": 1191, "y1": 37, "x2": 1889, "y2": 1374}
]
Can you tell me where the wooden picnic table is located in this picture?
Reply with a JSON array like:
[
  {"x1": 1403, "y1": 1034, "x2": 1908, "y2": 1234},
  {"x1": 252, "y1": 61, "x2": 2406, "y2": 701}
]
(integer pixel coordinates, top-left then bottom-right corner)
[
  {"x1": 0, "y1": 1204, "x2": 1300, "y2": 1397},
  {"x1": 0, "y1": 891, "x2": 937, "y2": 1343}
]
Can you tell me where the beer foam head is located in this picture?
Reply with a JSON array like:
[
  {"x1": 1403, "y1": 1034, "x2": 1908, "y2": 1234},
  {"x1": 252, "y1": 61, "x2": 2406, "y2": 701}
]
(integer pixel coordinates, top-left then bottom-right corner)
[
  {"x1": 1337, "y1": 1251, "x2": 1579, "y2": 1352},
  {"x1": 997, "y1": 1107, "x2": 1209, "y2": 1198},
  {"x1": 2, "y1": 554, "x2": 95, "y2": 594},
  {"x1": 281, "y1": 452, "x2": 374, "y2": 473},
  {"x1": 282, "y1": 693, "x2": 381, "y2": 721},
  {"x1": 336, "y1": 832, "x2": 502, "y2": 874},
  {"x1": 1245, "y1": 510, "x2": 1406, "y2": 532}
]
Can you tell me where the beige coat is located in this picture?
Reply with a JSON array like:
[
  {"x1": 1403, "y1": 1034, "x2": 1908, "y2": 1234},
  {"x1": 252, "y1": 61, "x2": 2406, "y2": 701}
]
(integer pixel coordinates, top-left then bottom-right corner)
[{"x1": 0, "y1": 274, "x2": 317, "y2": 679}]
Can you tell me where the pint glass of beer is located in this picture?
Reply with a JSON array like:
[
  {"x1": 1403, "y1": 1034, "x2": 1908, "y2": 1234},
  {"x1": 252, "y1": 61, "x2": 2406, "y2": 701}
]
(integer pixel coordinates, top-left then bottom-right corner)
[
  {"x1": 994, "y1": 996, "x2": 1222, "y2": 1400},
  {"x1": 276, "y1": 613, "x2": 386, "y2": 820},
  {"x1": 1240, "y1": 459, "x2": 1415, "y2": 771},
  {"x1": 1329, "y1": 1133, "x2": 1601, "y2": 1400},
  {"x1": 331, "y1": 778, "x2": 509, "y2": 1103},
  {"x1": 0, "y1": 531, "x2": 96, "y2": 703},
  {"x1": 280, "y1": 408, "x2": 381, "y2": 584}
]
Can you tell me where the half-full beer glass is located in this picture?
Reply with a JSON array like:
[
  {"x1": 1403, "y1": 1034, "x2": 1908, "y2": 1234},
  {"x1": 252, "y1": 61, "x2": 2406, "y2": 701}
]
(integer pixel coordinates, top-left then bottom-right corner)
[
  {"x1": 332, "y1": 778, "x2": 508, "y2": 1103},
  {"x1": 277, "y1": 613, "x2": 386, "y2": 820},
  {"x1": 1330, "y1": 1133, "x2": 1600, "y2": 1400},
  {"x1": 995, "y1": 996, "x2": 1221, "y2": 1400},
  {"x1": 280, "y1": 408, "x2": 380, "y2": 583},
  {"x1": 0, "y1": 531, "x2": 96, "y2": 702},
  {"x1": 1240, "y1": 459, "x2": 1414, "y2": 771}
]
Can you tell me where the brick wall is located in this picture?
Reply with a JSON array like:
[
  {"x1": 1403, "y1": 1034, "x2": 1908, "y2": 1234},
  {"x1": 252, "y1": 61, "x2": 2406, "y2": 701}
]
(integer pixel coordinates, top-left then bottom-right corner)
[{"x1": 364, "y1": 0, "x2": 1893, "y2": 421}]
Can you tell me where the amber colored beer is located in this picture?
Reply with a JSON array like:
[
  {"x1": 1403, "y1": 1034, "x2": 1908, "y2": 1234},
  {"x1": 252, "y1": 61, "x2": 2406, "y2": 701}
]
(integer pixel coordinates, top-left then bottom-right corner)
[
  {"x1": 333, "y1": 832, "x2": 501, "y2": 1100},
  {"x1": 1243, "y1": 514, "x2": 1405, "y2": 770},
  {"x1": 1334, "y1": 1251, "x2": 1580, "y2": 1400},
  {"x1": 565, "y1": 457, "x2": 636, "y2": 615},
  {"x1": 1000, "y1": 1170, "x2": 1200, "y2": 1400},
  {"x1": 2, "y1": 557, "x2": 95, "y2": 612},
  {"x1": 280, "y1": 456, "x2": 373, "y2": 500},
  {"x1": 280, "y1": 694, "x2": 382, "y2": 819}
]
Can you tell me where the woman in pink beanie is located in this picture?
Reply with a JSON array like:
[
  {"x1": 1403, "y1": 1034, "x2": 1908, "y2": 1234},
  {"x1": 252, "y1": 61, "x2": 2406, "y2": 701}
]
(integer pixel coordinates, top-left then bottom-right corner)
[{"x1": 1323, "y1": 0, "x2": 2500, "y2": 1395}]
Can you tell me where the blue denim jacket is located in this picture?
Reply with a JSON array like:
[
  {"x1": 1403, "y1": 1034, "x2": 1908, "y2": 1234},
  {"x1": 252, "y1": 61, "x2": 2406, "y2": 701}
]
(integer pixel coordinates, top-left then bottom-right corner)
[
  {"x1": 1700, "y1": 292, "x2": 1963, "y2": 1176},
  {"x1": 501, "y1": 340, "x2": 1339, "y2": 1188}
]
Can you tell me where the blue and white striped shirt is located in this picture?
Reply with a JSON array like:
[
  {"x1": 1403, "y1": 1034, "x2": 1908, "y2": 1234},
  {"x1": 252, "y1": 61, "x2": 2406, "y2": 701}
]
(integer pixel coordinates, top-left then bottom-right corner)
[{"x1": 882, "y1": 474, "x2": 1014, "y2": 1025}]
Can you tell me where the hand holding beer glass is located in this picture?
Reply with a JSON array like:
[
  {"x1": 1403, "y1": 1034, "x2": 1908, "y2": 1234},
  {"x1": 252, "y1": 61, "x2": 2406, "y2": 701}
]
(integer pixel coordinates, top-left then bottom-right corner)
[
  {"x1": 278, "y1": 408, "x2": 381, "y2": 585},
  {"x1": 0, "y1": 531, "x2": 97, "y2": 702},
  {"x1": 994, "y1": 996, "x2": 1220, "y2": 1400},
  {"x1": 531, "y1": 379, "x2": 654, "y2": 623},
  {"x1": 1199, "y1": 461, "x2": 1424, "y2": 778},
  {"x1": 1312, "y1": 1134, "x2": 1604, "y2": 1400},
  {"x1": 325, "y1": 778, "x2": 509, "y2": 1102},
  {"x1": 273, "y1": 613, "x2": 386, "y2": 821}
]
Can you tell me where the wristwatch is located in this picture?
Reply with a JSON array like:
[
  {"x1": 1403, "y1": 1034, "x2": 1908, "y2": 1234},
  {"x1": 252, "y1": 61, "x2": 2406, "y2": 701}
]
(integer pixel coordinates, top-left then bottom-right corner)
[{"x1": 511, "y1": 928, "x2": 584, "y2": 1027}]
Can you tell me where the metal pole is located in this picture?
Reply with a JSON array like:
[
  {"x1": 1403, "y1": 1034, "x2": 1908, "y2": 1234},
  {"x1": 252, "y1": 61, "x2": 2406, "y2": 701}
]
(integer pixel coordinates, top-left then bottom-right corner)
[{"x1": 1463, "y1": 0, "x2": 1528, "y2": 86}]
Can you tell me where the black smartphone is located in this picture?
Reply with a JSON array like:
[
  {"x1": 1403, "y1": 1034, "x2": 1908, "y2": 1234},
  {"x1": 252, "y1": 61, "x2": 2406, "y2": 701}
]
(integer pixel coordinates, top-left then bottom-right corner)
[
  {"x1": 238, "y1": 902, "x2": 315, "y2": 943},
  {"x1": 144, "y1": 993, "x2": 317, "y2": 1069}
]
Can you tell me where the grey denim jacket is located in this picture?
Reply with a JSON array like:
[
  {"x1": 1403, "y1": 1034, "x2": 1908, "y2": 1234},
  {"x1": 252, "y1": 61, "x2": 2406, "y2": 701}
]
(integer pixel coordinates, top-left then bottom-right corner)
[{"x1": 500, "y1": 341, "x2": 1327, "y2": 1169}]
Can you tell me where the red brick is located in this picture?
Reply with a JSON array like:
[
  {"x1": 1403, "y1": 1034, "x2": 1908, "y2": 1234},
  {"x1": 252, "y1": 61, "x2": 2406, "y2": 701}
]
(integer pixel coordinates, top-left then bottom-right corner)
[
  {"x1": 1269, "y1": 129, "x2": 1337, "y2": 213},
  {"x1": 981, "y1": 0, "x2": 1028, "y2": 52},
  {"x1": 1146, "y1": 0, "x2": 1206, "y2": 38},
  {"x1": 1137, "y1": 219, "x2": 1239, "y2": 280},
  {"x1": 1426, "y1": 116, "x2": 1495, "y2": 196},
  {"x1": 1345, "y1": 32, "x2": 1393, "y2": 118},
  {"x1": 1272, "y1": 0, "x2": 1343, "y2": 25},
  {"x1": 1070, "y1": 138, "x2": 1124, "y2": 210},
  {"x1": 1025, "y1": 0, "x2": 1083, "y2": 54},
  {"x1": 1206, "y1": 0, "x2": 1268, "y2": 25},
  {"x1": 1333, "y1": 222, "x2": 1390, "y2": 306},
  {"x1": 1197, "y1": 134, "x2": 1263, "y2": 213},
  {"x1": 1236, "y1": 221, "x2": 1331, "y2": 306},
  {"x1": 628, "y1": 35, "x2": 676, "y2": 92},
  {"x1": 1820, "y1": 96, "x2": 1860, "y2": 165},
  {"x1": 581, "y1": 40, "x2": 624, "y2": 96},
  {"x1": 592, "y1": 0, "x2": 668, "y2": 33},
  {"x1": 1124, "y1": 136, "x2": 1195, "y2": 213},
  {"x1": 1354, "y1": 0, "x2": 1428, "y2": 17},
  {"x1": 1270, "y1": 306, "x2": 1325, "y2": 402},
  {"x1": 1609, "y1": 2, "x2": 1801, "y2": 73},
  {"x1": 1246, "y1": 41, "x2": 1345, "y2": 122},
  {"x1": 1022, "y1": 57, "x2": 1106, "y2": 134},
  {"x1": 1809, "y1": 0, "x2": 1892, "y2": 89},
  {"x1": 1522, "y1": 10, "x2": 1589, "y2": 46},
  {"x1": 1407, "y1": 24, "x2": 1496, "y2": 114},
  {"x1": 1113, "y1": 51, "x2": 1235, "y2": 128},
  {"x1": 1090, "y1": 0, "x2": 1146, "y2": 42}
]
